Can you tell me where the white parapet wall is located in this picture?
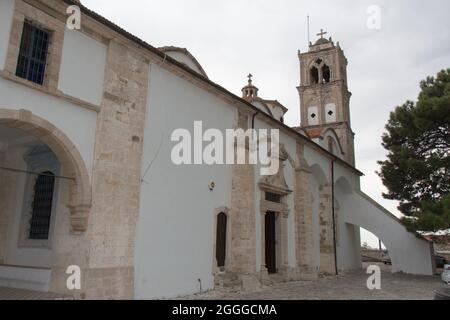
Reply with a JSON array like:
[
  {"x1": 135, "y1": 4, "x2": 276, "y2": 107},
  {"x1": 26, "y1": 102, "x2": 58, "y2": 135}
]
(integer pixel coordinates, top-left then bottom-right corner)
[
  {"x1": 0, "y1": 265, "x2": 52, "y2": 292},
  {"x1": 338, "y1": 191, "x2": 435, "y2": 275}
]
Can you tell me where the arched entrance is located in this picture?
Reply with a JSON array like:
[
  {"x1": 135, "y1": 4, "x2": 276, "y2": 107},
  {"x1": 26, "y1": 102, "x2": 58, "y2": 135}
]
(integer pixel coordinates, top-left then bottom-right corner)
[{"x1": 0, "y1": 108, "x2": 92, "y2": 291}]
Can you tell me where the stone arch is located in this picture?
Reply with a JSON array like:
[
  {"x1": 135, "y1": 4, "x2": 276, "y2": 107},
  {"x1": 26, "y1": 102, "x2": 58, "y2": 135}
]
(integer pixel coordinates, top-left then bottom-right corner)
[
  {"x1": 335, "y1": 176, "x2": 353, "y2": 195},
  {"x1": 0, "y1": 109, "x2": 91, "y2": 232},
  {"x1": 320, "y1": 129, "x2": 345, "y2": 158},
  {"x1": 309, "y1": 163, "x2": 328, "y2": 187}
]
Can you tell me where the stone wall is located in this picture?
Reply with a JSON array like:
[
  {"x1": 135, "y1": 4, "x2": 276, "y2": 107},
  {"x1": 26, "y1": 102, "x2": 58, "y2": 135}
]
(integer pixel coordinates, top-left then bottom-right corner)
[
  {"x1": 81, "y1": 40, "x2": 149, "y2": 299},
  {"x1": 294, "y1": 143, "x2": 317, "y2": 279},
  {"x1": 0, "y1": 151, "x2": 13, "y2": 264},
  {"x1": 229, "y1": 110, "x2": 256, "y2": 275},
  {"x1": 319, "y1": 183, "x2": 336, "y2": 275}
]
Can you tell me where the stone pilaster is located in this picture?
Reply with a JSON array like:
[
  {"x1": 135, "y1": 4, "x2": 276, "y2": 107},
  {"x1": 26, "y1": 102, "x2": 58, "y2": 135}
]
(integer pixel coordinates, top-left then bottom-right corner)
[
  {"x1": 0, "y1": 150, "x2": 13, "y2": 264},
  {"x1": 279, "y1": 210, "x2": 290, "y2": 276},
  {"x1": 83, "y1": 39, "x2": 149, "y2": 299},
  {"x1": 228, "y1": 110, "x2": 256, "y2": 275},
  {"x1": 319, "y1": 183, "x2": 336, "y2": 275},
  {"x1": 49, "y1": 39, "x2": 149, "y2": 299},
  {"x1": 293, "y1": 143, "x2": 317, "y2": 279}
]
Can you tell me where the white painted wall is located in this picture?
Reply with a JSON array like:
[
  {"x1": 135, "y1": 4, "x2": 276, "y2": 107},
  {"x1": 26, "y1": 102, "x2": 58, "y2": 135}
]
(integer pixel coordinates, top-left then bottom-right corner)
[
  {"x1": 0, "y1": 0, "x2": 14, "y2": 71},
  {"x1": 135, "y1": 64, "x2": 234, "y2": 299},
  {"x1": 267, "y1": 104, "x2": 285, "y2": 123},
  {"x1": 0, "y1": 265, "x2": 51, "y2": 292},
  {"x1": 164, "y1": 51, "x2": 204, "y2": 76},
  {"x1": 0, "y1": 78, "x2": 97, "y2": 176},
  {"x1": 58, "y1": 29, "x2": 107, "y2": 106}
]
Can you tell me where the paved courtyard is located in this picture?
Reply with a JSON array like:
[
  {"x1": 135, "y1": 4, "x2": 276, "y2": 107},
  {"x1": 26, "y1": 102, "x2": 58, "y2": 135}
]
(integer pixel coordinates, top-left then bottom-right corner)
[
  {"x1": 0, "y1": 263, "x2": 447, "y2": 300},
  {"x1": 183, "y1": 263, "x2": 448, "y2": 300}
]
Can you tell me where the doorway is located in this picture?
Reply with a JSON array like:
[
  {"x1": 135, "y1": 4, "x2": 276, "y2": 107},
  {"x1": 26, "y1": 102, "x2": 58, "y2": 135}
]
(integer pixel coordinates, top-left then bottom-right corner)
[
  {"x1": 265, "y1": 211, "x2": 277, "y2": 274},
  {"x1": 216, "y1": 212, "x2": 227, "y2": 269}
]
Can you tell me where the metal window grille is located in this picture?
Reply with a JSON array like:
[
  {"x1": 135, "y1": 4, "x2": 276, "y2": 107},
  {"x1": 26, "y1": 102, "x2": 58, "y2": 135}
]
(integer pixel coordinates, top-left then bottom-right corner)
[
  {"x1": 29, "y1": 171, "x2": 55, "y2": 240},
  {"x1": 15, "y1": 21, "x2": 50, "y2": 85}
]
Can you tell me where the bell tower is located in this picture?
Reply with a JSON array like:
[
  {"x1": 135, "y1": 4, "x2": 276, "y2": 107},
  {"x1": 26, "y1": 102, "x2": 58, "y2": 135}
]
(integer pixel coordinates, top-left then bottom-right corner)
[{"x1": 298, "y1": 30, "x2": 355, "y2": 165}]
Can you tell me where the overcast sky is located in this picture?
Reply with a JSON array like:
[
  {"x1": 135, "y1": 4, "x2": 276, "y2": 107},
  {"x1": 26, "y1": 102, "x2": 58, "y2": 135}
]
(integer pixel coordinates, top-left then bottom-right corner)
[{"x1": 82, "y1": 0, "x2": 450, "y2": 248}]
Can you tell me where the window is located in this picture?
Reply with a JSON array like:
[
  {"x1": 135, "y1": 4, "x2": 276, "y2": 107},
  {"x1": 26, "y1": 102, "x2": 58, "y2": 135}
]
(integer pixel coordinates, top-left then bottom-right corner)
[
  {"x1": 16, "y1": 21, "x2": 50, "y2": 85},
  {"x1": 322, "y1": 64, "x2": 331, "y2": 83},
  {"x1": 310, "y1": 66, "x2": 319, "y2": 84},
  {"x1": 216, "y1": 213, "x2": 227, "y2": 268},
  {"x1": 265, "y1": 192, "x2": 281, "y2": 203},
  {"x1": 28, "y1": 171, "x2": 56, "y2": 240}
]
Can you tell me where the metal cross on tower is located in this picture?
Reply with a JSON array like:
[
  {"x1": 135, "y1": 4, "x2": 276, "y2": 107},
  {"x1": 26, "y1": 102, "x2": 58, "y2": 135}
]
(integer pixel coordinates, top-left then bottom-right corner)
[
  {"x1": 317, "y1": 29, "x2": 327, "y2": 38},
  {"x1": 247, "y1": 73, "x2": 253, "y2": 84}
]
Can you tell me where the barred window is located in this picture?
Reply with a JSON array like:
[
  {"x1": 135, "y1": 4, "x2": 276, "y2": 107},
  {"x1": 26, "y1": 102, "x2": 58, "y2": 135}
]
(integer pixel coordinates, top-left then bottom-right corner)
[
  {"x1": 16, "y1": 21, "x2": 50, "y2": 85},
  {"x1": 29, "y1": 171, "x2": 56, "y2": 240}
]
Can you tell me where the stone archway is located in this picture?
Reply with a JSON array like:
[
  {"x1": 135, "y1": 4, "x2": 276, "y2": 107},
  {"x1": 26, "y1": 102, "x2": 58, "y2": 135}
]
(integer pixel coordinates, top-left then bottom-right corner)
[
  {"x1": 334, "y1": 176, "x2": 435, "y2": 275},
  {"x1": 0, "y1": 109, "x2": 91, "y2": 232}
]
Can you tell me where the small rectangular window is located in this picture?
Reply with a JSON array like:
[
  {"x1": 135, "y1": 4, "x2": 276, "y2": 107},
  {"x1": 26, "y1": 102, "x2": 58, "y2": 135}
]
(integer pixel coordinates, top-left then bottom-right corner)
[
  {"x1": 16, "y1": 21, "x2": 50, "y2": 85},
  {"x1": 265, "y1": 192, "x2": 281, "y2": 203}
]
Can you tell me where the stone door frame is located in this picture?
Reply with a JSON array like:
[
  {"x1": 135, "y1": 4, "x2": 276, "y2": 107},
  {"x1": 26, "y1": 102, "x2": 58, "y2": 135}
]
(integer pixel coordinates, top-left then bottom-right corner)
[{"x1": 258, "y1": 185, "x2": 290, "y2": 282}]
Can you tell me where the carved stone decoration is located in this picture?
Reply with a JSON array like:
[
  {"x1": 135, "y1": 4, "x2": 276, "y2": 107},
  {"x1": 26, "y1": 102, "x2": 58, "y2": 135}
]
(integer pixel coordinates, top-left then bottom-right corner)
[
  {"x1": 258, "y1": 144, "x2": 292, "y2": 195},
  {"x1": 68, "y1": 204, "x2": 91, "y2": 233}
]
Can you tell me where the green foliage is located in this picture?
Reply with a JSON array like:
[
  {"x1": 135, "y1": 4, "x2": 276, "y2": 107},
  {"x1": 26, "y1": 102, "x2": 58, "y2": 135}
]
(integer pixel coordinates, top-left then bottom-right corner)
[{"x1": 378, "y1": 69, "x2": 450, "y2": 232}]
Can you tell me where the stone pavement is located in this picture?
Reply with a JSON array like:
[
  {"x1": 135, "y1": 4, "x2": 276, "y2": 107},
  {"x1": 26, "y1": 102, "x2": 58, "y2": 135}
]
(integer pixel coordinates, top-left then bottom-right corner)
[
  {"x1": 0, "y1": 287, "x2": 71, "y2": 300},
  {"x1": 182, "y1": 263, "x2": 448, "y2": 300},
  {"x1": 0, "y1": 263, "x2": 447, "y2": 300}
]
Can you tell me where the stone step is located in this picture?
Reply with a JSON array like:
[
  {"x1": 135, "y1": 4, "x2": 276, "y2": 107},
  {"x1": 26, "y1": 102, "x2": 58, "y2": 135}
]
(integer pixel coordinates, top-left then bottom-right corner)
[{"x1": 214, "y1": 273, "x2": 243, "y2": 290}]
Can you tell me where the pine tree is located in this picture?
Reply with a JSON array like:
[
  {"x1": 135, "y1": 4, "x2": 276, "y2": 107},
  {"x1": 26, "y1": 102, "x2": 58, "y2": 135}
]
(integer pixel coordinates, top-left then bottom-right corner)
[{"x1": 378, "y1": 69, "x2": 450, "y2": 232}]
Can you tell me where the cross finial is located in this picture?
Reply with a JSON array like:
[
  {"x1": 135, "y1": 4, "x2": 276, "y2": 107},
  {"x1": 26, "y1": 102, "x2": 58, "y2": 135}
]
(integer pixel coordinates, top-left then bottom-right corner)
[
  {"x1": 247, "y1": 73, "x2": 253, "y2": 84},
  {"x1": 317, "y1": 28, "x2": 327, "y2": 39}
]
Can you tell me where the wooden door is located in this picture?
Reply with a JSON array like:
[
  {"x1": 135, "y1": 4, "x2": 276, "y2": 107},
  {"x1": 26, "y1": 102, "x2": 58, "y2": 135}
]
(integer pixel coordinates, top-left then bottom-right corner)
[
  {"x1": 265, "y1": 212, "x2": 277, "y2": 274},
  {"x1": 216, "y1": 213, "x2": 227, "y2": 268}
]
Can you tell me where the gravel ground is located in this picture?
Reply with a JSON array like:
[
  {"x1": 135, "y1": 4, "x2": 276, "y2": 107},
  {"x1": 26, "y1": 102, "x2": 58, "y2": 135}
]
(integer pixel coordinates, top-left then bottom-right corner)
[{"x1": 182, "y1": 263, "x2": 448, "y2": 300}]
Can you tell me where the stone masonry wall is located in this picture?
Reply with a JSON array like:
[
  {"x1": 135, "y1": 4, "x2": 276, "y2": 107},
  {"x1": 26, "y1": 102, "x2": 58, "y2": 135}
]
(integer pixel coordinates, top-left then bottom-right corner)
[
  {"x1": 82, "y1": 39, "x2": 149, "y2": 299},
  {"x1": 319, "y1": 183, "x2": 336, "y2": 275},
  {"x1": 294, "y1": 143, "x2": 317, "y2": 279}
]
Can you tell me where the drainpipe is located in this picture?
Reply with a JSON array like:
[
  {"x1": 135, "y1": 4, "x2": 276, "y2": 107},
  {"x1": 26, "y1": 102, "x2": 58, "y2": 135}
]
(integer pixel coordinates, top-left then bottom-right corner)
[
  {"x1": 251, "y1": 111, "x2": 259, "y2": 129},
  {"x1": 331, "y1": 158, "x2": 338, "y2": 276}
]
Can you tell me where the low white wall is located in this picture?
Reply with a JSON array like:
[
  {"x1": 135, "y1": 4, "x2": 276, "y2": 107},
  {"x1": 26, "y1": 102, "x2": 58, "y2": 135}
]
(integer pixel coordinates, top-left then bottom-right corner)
[
  {"x1": 0, "y1": 265, "x2": 51, "y2": 292},
  {"x1": 339, "y1": 191, "x2": 434, "y2": 275}
]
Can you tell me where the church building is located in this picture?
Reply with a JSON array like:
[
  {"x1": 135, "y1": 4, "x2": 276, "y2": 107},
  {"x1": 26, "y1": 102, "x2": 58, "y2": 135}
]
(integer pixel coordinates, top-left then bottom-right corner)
[{"x1": 0, "y1": 0, "x2": 435, "y2": 299}]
